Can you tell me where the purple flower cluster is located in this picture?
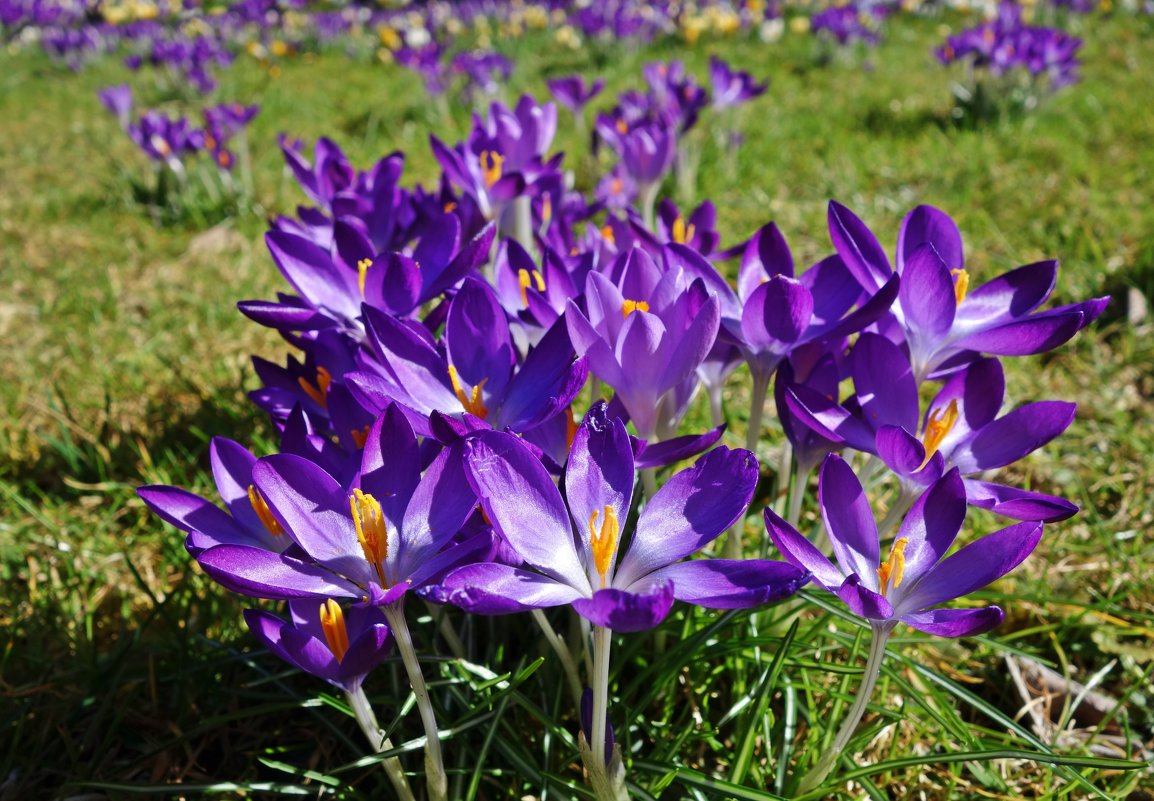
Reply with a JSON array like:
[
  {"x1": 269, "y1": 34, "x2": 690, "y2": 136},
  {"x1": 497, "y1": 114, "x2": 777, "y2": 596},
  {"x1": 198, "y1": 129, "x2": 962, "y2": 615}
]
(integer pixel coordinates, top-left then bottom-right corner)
[
  {"x1": 135, "y1": 50, "x2": 1105, "y2": 801},
  {"x1": 937, "y1": 3, "x2": 1083, "y2": 90}
]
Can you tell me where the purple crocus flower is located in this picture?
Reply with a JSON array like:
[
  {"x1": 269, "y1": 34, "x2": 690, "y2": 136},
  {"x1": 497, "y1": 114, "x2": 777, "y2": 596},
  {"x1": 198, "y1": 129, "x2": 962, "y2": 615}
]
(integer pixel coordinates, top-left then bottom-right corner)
[
  {"x1": 244, "y1": 599, "x2": 391, "y2": 692},
  {"x1": 783, "y1": 333, "x2": 1079, "y2": 521},
  {"x1": 547, "y1": 75, "x2": 605, "y2": 115},
  {"x1": 829, "y1": 202, "x2": 1109, "y2": 380},
  {"x1": 708, "y1": 56, "x2": 767, "y2": 110},
  {"x1": 767, "y1": 455, "x2": 1042, "y2": 637},
  {"x1": 443, "y1": 403, "x2": 808, "y2": 631},
  {"x1": 97, "y1": 83, "x2": 133, "y2": 130},
  {"x1": 194, "y1": 404, "x2": 483, "y2": 608}
]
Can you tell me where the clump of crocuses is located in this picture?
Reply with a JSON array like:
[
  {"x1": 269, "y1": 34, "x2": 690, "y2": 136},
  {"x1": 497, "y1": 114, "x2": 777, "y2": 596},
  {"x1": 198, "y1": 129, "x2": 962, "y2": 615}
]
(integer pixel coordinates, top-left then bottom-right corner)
[{"x1": 137, "y1": 57, "x2": 1108, "y2": 801}]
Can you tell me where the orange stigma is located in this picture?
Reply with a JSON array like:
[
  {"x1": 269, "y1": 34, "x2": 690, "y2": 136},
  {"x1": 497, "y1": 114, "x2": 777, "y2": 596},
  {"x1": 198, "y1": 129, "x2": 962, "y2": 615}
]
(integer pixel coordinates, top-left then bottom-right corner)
[
  {"x1": 318, "y1": 598, "x2": 350, "y2": 662},
  {"x1": 247, "y1": 484, "x2": 284, "y2": 536},
  {"x1": 350, "y1": 488, "x2": 389, "y2": 586},
  {"x1": 876, "y1": 538, "x2": 910, "y2": 596},
  {"x1": 350, "y1": 425, "x2": 371, "y2": 449},
  {"x1": 443, "y1": 200, "x2": 458, "y2": 213},
  {"x1": 517, "y1": 268, "x2": 545, "y2": 306},
  {"x1": 542, "y1": 193, "x2": 553, "y2": 224},
  {"x1": 622, "y1": 299, "x2": 650, "y2": 317},
  {"x1": 589, "y1": 505, "x2": 620, "y2": 588},
  {"x1": 610, "y1": 177, "x2": 624, "y2": 196},
  {"x1": 357, "y1": 258, "x2": 373, "y2": 295},
  {"x1": 920, "y1": 399, "x2": 959, "y2": 469},
  {"x1": 299, "y1": 366, "x2": 332, "y2": 409},
  {"x1": 615, "y1": 118, "x2": 628, "y2": 135},
  {"x1": 671, "y1": 216, "x2": 696, "y2": 245},
  {"x1": 601, "y1": 225, "x2": 616, "y2": 246},
  {"x1": 479, "y1": 150, "x2": 504, "y2": 188},
  {"x1": 950, "y1": 268, "x2": 970, "y2": 305},
  {"x1": 448, "y1": 364, "x2": 489, "y2": 418}
]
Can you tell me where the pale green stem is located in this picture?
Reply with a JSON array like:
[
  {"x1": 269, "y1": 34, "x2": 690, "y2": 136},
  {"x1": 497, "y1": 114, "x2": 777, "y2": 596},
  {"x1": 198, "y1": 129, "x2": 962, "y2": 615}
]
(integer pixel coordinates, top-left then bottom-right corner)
[
  {"x1": 639, "y1": 181, "x2": 659, "y2": 232},
  {"x1": 785, "y1": 461, "x2": 811, "y2": 530},
  {"x1": 384, "y1": 605, "x2": 448, "y2": 801},
  {"x1": 590, "y1": 625, "x2": 612, "y2": 772},
  {"x1": 796, "y1": 623, "x2": 893, "y2": 795},
  {"x1": 725, "y1": 370, "x2": 770, "y2": 559},
  {"x1": 346, "y1": 685, "x2": 416, "y2": 801},
  {"x1": 532, "y1": 608, "x2": 583, "y2": 708}
]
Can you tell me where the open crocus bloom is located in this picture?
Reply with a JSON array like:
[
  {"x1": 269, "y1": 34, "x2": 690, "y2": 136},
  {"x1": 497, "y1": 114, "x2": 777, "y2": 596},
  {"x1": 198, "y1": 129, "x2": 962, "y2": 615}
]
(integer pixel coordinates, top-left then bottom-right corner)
[
  {"x1": 443, "y1": 403, "x2": 808, "y2": 631},
  {"x1": 766, "y1": 455, "x2": 1043, "y2": 637}
]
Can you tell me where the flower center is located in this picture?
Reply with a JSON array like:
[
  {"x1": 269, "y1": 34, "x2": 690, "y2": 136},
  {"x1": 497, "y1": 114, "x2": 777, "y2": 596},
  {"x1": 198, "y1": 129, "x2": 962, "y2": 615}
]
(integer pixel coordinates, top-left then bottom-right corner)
[
  {"x1": 247, "y1": 484, "x2": 284, "y2": 536},
  {"x1": 600, "y1": 225, "x2": 616, "y2": 246},
  {"x1": 622, "y1": 299, "x2": 650, "y2": 317},
  {"x1": 448, "y1": 364, "x2": 489, "y2": 418},
  {"x1": 950, "y1": 268, "x2": 970, "y2": 305},
  {"x1": 298, "y1": 366, "x2": 332, "y2": 409},
  {"x1": 671, "y1": 216, "x2": 696, "y2": 245},
  {"x1": 350, "y1": 488, "x2": 389, "y2": 586},
  {"x1": 318, "y1": 598, "x2": 350, "y2": 662},
  {"x1": 876, "y1": 537, "x2": 909, "y2": 597},
  {"x1": 919, "y1": 398, "x2": 959, "y2": 469},
  {"x1": 589, "y1": 505, "x2": 620, "y2": 588},
  {"x1": 541, "y1": 193, "x2": 553, "y2": 224},
  {"x1": 357, "y1": 257, "x2": 373, "y2": 295},
  {"x1": 479, "y1": 150, "x2": 504, "y2": 188},
  {"x1": 517, "y1": 268, "x2": 546, "y2": 306}
]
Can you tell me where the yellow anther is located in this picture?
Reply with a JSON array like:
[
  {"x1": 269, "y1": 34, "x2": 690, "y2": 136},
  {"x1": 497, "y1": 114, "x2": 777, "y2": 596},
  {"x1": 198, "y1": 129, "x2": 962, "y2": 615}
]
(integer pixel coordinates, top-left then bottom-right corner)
[
  {"x1": 216, "y1": 151, "x2": 233, "y2": 169},
  {"x1": 298, "y1": 366, "x2": 332, "y2": 409},
  {"x1": 919, "y1": 399, "x2": 960, "y2": 470},
  {"x1": 247, "y1": 484, "x2": 284, "y2": 536},
  {"x1": 517, "y1": 268, "x2": 546, "y2": 306},
  {"x1": 610, "y1": 177, "x2": 624, "y2": 196},
  {"x1": 542, "y1": 193, "x2": 553, "y2": 224},
  {"x1": 615, "y1": 118, "x2": 628, "y2": 135},
  {"x1": 350, "y1": 425, "x2": 371, "y2": 449},
  {"x1": 350, "y1": 488, "x2": 389, "y2": 586},
  {"x1": 671, "y1": 216, "x2": 696, "y2": 245},
  {"x1": 601, "y1": 225, "x2": 616, "y2": 246},
  {"x1": 589, "y1": 505, "x2": 620, "y2": 588},
  {"x1": 622, "y1": 299, "x2": 650, "y2": 317},
  {"x1": 448, "y1": 364, "x2": 489, "y2": 418},
  {"x1": 950, "y1": 268, "x2": 970, "y2": 306},
  {"x1": 204, "y1": 133, "x2": 217, "y2": 151},
  {"x1": 152, "y1": 136, "x2": 171, "y2": 157},
  {"x1": 876, "y1": 538, "x2": 910, "y2": 596},
  {"x1": 357, "y1": 258, "x2": 373, "y2": 295},
  {"x1": 479, "y1": 150, "x2": 504, "y2": 188},
  {"x1": 443, "y1": 201, "x2": 458, "y2": 213},
  {"x1": 318, "y1": 598, "x2": 350, "y2": 662}
]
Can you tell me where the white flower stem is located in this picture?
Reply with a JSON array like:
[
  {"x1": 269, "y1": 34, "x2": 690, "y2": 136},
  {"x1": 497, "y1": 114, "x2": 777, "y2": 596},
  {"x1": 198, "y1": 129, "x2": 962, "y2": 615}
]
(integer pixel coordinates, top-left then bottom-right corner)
[
  {"x1": 384, "y1": 605, "x2": 449, "y2": 801},
  {"x1": 345, "y1": 686, "x2": 416, "y2": 801},
  {"x1": 796, "y1": 623, "x2": 893, "y2": 795},
  {"x1": 725, "y1": 370, "x2": 770, "y2": 559},
  {"x1": 590, "y1": 625, "x2": 612, "y2": 772}
]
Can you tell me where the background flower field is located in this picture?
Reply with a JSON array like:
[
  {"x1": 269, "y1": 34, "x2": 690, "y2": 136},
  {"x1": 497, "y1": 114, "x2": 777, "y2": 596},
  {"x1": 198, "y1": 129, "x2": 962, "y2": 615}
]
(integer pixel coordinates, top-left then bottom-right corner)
[{"x1": 1, "y1": 5, "x2": 1153, "y2": 799}]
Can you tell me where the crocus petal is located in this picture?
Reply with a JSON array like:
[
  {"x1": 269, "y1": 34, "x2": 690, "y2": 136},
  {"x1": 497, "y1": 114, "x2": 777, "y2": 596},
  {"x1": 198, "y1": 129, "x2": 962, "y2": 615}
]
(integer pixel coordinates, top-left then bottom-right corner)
[
  {"x1": 901, "y1": 606, "x2": 1005, "y2": 638},
  {"x1": 656, "y1": 292, "x2": 721, "y2": 396},
  {"x1": 632, "y1": 425, "x2": 724, "y2": 469},
  {"x1": 899, "y1": 244, "x2": 955, "y2": 339},
  {"x1": 338, "y1": 623, "x2": 392, "y2": 685},
  {"x1": 266, "y1": 231, "x2": 359, "y2": 320},
  {"x1": 244, "y1": 609, "x2": 340, "y2": 685},
  {"x1": 852, "y1": 333, "x2": 919, "y2": 431},
  {"x1": 443, "y1": 563, "x2": 584, "y2": 614},
  {"x1": 828, "y1": 201, "x2": 892, "y2": 291},
  {"x1": 198, "y1": 545, "x2": 361, "y2": 600},
  {"x1": 237, "y1": 300, "x2": 336, "y2": 331},
  {"x1": 137, "y1": 485, "x2": 246, "y2": 546},
  {"x1": 571, "y1": 583, "x2": 674, "y2": 632},
  {"x1": 640, "y1": 558, "x2": 809, "y2": 609},
  {"x1": 358, "y1": 403, "x2": 421, "y2": 525},
  {"x1": 764, "y1": 507, "x2": 846, "y2": 591},
  {"x1": 897, "y1": 521, "x2": 1043, "y2": 614},
  {"x1": 899, "y1": 206, "x2": 963, "y2": 275},
  {"x1": 398, "y1": 443, "x2": 478, "y2": 573},
  {"x1": 952, "y1": 300, "x2": 1108, "y2": 357},
  {"x1": 895, "y1": 469, "x2": 967, "y2": 582},
  {"x1": 837, "y1": 574, "x2": 894, "y2": 620},
  {"x1": 955, "y1": 260, "x2": 1057, "y2": 327},
  {"x1": 742, "y1": 276, "x2": 813, "y2": 348},
  {"x1": 464, "y1": 430, "x2": 589, "y2": 587},
  {"x1": 446, "y1": 276, "x2": 515, "y2": 401},
  {"x1": 949, "y1": 401, "x2": 1075, "y2": 474},
  {"x1": 614, "y1": 447, "x2": 757, "y2": 587},
  {"x1": 963, "y1": 479, "x2": 1078, "y2": 522},
  {"x1": 819, "y1": 455, "x2": 881, "y2": 587},
  {"x1": 565, "y1": 403, "x2": 635, "y2": 558},
  {"x1": 876, "y1": 426, "x2": 943, "y2": 485}
]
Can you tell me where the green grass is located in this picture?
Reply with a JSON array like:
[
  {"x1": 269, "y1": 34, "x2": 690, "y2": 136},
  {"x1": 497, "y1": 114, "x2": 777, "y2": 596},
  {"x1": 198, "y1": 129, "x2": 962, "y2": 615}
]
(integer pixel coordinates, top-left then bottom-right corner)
[{"x1": 2, "y1": 11, "x2": 1153, "y2": 800}]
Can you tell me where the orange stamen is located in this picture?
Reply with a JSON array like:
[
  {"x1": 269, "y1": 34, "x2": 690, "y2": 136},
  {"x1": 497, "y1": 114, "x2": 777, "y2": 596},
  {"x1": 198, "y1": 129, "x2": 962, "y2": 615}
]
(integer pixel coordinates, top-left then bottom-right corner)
[
  {"x1": 298, "y1": 366, "x2": 332, "y2": 409},
  {"x1": 671, "y1": 216, "x2": 696, "y2": 245},
  {"x1": 448, "y1": 364, "x2": 489, "y2": 418},
  {"x1": 950, "y1": 268, "x2": 970, "y2": 306},
  {"x1": 319, "y1": 598, "x2": 350, "y2": 662},
  {"x1": 357, "y1": 257, "x2": 373, "y2": 296},
  {"x1": 350, "y1": 425, "x2": 371, "y2": 449},
  {"x1": 589, "y1": 505, "x2": 620, "y2": 588},
  {"x1": 517, "y1": 268, "x2": 545, "y2": 306},
  {"x1": 919, "y1": 399, "x2": 959, "y2": 470},
  {"x1": 622, "y1": 299, "x2": 650, "y2": 317},
  {"x1": 350, "y1": 488, "x2": 389, "y2": 586},
  {"x1": 876, "y1": 538, "x2": 910, "y2": 597},
  {"x1": 479, "y1": 150, "x2": 504, "y2": 188},
  {"x1": 247, "y1": 484, "x2": 284, "y2": 536}
]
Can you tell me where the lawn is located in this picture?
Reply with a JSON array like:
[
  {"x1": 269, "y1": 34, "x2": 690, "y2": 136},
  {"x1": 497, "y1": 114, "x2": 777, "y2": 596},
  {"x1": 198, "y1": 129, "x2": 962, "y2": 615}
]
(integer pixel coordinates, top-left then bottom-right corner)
[{"x1": 1, "y1": 9, "x2": 1153, "y2": 799}]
